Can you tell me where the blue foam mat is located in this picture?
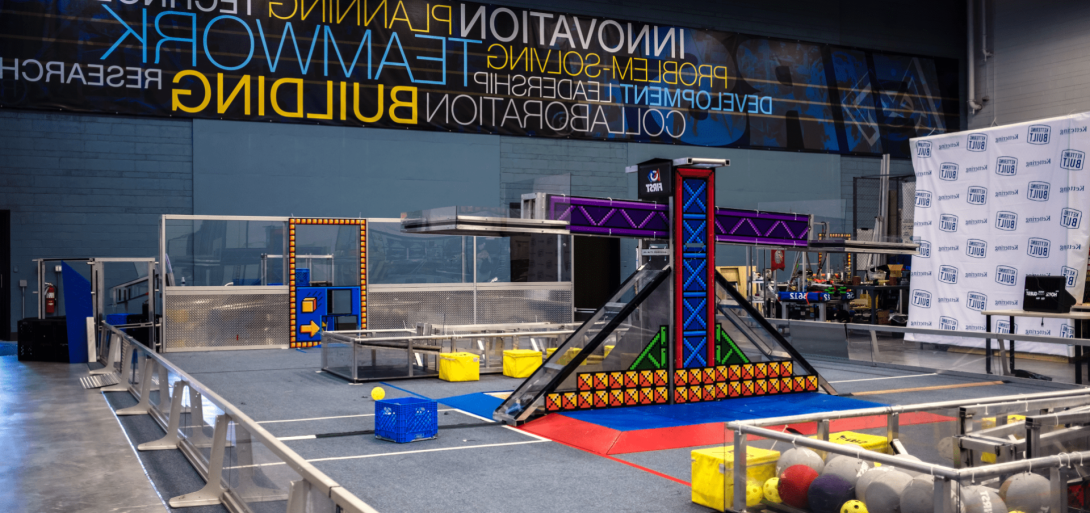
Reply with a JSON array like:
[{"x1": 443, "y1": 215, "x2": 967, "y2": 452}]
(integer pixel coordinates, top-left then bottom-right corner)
[
  {"x1": 438, "y1": 392, "x2": 506, "y2": 420},
  {"x1": 561, "y1": 393, "x2": 886, "y2": 432}
]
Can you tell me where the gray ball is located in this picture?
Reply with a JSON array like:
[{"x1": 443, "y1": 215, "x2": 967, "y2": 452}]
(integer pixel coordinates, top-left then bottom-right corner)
[
  {"x1": 855, "y1": 466, "x2": 895, "y2": 501},
  {"x1": 823, "y1": 455, "x2": 871, "y2": 487},
  {"x1": 777, "y1": 447, "x2": 825, "y2": 475},
  {"x1": 961, "y1": 485, "x2": 1008, "y2": 513},
  {"x1": 999, "y1": 473, "x2": 1050, "y2": 513},
  {"x1": 899, "y1": 475, "x2": 935, "y2": 513},
  {"x1": 865, "y1": 470, "x2": 914, "y2": 513}
]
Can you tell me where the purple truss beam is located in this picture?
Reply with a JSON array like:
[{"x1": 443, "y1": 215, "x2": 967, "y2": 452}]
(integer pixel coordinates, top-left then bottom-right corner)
[
  {"x1": 549, "y1": 196, "x2": 669, "y2": 238},
  {"x1": 548, "y1": 196, "x2": 810, "y2": 247},
  {"x1": 714, "y1": 208, "x2": 810, "y2": 247}
]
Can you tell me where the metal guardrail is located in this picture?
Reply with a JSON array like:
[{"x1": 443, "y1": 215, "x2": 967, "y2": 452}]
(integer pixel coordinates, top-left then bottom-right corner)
[
  {"x1": 722, "y1": 387, "x2": 1090, "y2": 512},
  {"x1": 769, "y1": 318, "x2": 1090, "y2": 347},
  {"x1": 97, "y1": 323, "x2": 379, "y2": 513},
  {"x1": 727, "y1": 421, "x2": 1087, "y2": 512}
]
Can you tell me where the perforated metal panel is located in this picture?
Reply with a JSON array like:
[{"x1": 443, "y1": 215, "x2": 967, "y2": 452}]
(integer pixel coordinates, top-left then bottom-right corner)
[
  {"x1": 367, "y1": 287, "x2": 475, "y2": 329},
  {"x1": 368, "y1": 284, "x2": 572, "y2": 329},
  {"x1": 476, "y1": 286, "x2": 572, "y2": 325},
  {"x1": 163, "y1": 287, "x2": 288, "y2": 352}
]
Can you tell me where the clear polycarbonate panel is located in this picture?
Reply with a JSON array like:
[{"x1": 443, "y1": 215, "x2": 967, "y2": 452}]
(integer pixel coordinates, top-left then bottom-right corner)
[
  {"x1": 494, "y1": 266, "x2": 670, "y2": 423},
  {"x1": 546, "y1": 273, "x2": 671, "y2": 387},
  {"x1": 163, "y1": 219, "x2": 288, "y2": 287},
  {"x1": 293, "y1": 224, "x2": 361, "y2": 287},
  {"x1": 475, "y1": 237, "x2": 511, "y2": 283},
  {"x1": 226, "y1": 423, "x2": 296, "y2": 509},
  {"x1": 367, "y1": 221, "x2": 471, "y2": 284},
  {"x1": 100, "y1": 261, "x2": 152, "y2": 317},
  {"x1": 714, "y1": 274, "x2": 811, "y2": 375}
]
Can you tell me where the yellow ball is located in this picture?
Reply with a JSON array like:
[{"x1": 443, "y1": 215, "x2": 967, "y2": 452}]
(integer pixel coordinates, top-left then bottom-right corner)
[
  {"x1": 370, "y1": 387, "x2": 386, "y2": 400},
  {"x1": 745, "y1": 482, "x2": 763, "y2": 507},
  {"x1": 763, "y1": 478, "x2": 782, "y2": 503},
  {"x1": 841, "y1": 500, "x2": 868, "y2": 513}
]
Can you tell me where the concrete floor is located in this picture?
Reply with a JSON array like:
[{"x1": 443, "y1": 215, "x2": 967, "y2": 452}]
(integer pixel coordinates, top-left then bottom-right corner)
[{"x1": 0, "y1": 354, "x2": 167, "y2": 513}]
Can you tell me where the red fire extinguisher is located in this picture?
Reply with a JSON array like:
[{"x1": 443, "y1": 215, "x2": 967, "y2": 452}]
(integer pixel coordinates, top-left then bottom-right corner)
[{"x1": 44, "y1": 283, "x2": 56, "y2": 314}]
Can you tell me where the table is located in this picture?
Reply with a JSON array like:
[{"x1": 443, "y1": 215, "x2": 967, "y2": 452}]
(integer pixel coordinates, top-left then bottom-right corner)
[
  {"x1": 847, "y1": 285, "x2": 909, "y2": 324},
  {"x1": 777, "y1": 301, "x2": 826, "y2": 322},
  {"x1": 982, "y1": 309, "x2": 1090, "y2": 383}
]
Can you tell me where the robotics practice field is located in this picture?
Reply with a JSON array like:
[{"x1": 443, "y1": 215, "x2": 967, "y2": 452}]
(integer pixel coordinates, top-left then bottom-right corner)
[{"x1": 94, "y1": 342, "x2": 1079, "y2": 513}]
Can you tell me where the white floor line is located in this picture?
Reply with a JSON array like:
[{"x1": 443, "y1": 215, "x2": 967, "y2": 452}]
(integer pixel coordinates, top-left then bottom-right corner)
[
  {"x1": 449, "y1": 408, "x2": 495, "y2": 423},
  {"x1": 277, "y1": 435, "x2": 317, "y2": 441},
  {"x1": 507, "y1": 425, "x2": 551, "y2": 442},
  {"x1": 830, "y1": 372, "x2": 939, "y2": 384},
  {"x1": 438, "y1": 407, "x2": 549, "y2": 444},
  {"x1": 258, "y1": 409, "x2": 458, "y2": 424},
  {"x1": 306, "y1": 440, "x2": 549, "y2": 463}
]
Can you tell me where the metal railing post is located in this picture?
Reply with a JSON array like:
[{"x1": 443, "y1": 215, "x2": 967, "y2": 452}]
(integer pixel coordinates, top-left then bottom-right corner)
[
  {"x1": 886, "y1": 412, "x2": 900, "y2": 450},
  {"x1": 732, "y1": 426, "x2": 747, "y2": 512},
  {"x1": 101, "y1": 343, "x2": 135, "y2": 393},
  {"x1": 117, "y1": 358, "x2": 156, "y2": 416},
  {"x1": 287, "y1": 480, "x2": 310, "y2": 513},
  {"x1": 188, "y1": 387, "x2": 213, "y2": 448},
  {"x1": 869, "y1": 328, "x2": 880, "y2": 363},
  {"x1": 139, "y1": 380, "x2": 187, "y2": 450},
  {"x1": 89, "y1": 331, "x2": 117, "y2": 376},
  {"x1": 934, "y1": 477, "x2": 953, "y2": 513},
  {"x1": 157, "y1": 364, "x2": 171, "y2": 411},
  {"x1": 1052, "y1": 465, "x2": 1068, "y2": 512},
  {"x1": 169, "y1": 414, "x2": 229, "y2": 508}
]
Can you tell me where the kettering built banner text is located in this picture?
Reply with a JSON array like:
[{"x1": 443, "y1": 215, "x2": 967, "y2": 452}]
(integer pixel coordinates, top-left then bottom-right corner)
[{"x1": 1, "y1": 0, "x2": 959, "y2": 156}]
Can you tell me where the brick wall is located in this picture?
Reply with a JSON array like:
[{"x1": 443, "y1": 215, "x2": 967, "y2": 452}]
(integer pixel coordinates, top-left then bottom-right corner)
[{"x1": 0, "y1": 110, "x2": 193, "y2": 333}]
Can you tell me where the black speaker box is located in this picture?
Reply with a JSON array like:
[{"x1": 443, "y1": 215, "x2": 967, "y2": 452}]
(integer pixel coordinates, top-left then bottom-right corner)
[
  {"x1": 17, "y1": 318, "x2": 70, "y2": 362},
  {"x1": 1024, "y1": 275, "x2": 1077, "y2": 314}
]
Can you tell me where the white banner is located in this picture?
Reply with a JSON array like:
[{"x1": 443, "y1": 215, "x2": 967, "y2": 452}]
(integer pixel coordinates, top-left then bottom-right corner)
[{"x1": 907, "y1": 113, "x2": 1090, "y2": 355}]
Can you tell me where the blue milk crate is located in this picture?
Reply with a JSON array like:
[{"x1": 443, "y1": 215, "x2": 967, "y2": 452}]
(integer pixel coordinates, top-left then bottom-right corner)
[{"x1": 374, "y1": 397, "x2": 438, "y2": 443}]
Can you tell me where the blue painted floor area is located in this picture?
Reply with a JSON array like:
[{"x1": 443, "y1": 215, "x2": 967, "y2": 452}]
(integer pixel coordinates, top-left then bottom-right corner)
[
  {"x1": 562, "y1": 393, "x2": 886, "y2": 431},
  {"x1": 437, "y1": 392, "x2": 506, "y2": 419}
]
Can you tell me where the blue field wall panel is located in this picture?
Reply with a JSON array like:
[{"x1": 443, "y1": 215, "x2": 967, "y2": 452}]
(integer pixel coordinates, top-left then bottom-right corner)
[{"x1": 0, "y1": 111, "x2": 193, "y2": 334}]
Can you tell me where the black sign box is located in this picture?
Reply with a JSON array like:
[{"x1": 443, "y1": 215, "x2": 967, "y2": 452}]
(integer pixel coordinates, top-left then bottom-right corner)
[
  {"x1": 1023, "y1": 275, "x2": 1077, "y2": 313},
  {"x1": 636, "y1": 159, "x2": 674, "y2": 201}
]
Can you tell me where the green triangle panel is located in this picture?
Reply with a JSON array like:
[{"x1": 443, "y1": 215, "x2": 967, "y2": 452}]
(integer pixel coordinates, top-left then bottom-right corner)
[
  {"x1": 629, "y1": 326, "x2": 669, "y2": 371},
  {"x1": 715, "y1": 324, "x2": 750, "y2": 365}
]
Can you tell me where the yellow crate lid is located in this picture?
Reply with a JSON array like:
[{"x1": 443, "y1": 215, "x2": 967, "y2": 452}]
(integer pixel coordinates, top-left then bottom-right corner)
[
  {"x1": 504, "y1": 349, "x2": 543, "y2": 356},
  {"x1": 818, "y1": 431, "x2": 888, "y2": 451},
  {"x1": 440, "y1": 352, "x2": 477, "y2": 360},
  {"x1": 692, "y1": 445, "x2": 780, "y2": 466}
]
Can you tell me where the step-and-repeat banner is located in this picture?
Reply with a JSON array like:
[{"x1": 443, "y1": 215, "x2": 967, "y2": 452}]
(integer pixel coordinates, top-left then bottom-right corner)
[
  {"x1": 0, "y1": 0, "x2": 958, "y2": 156},
  {"x1": 908, "y1": 113, "x2": 1090, "y2": 354}
]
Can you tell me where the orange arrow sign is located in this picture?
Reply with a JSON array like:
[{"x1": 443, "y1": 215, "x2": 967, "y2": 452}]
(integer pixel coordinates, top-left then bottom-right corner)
[{"x1": 300, "y1": 320, "x2": 320, "y2": 336}]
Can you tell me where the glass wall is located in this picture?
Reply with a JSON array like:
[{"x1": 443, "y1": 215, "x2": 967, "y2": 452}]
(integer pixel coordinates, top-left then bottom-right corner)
[
  {"x1": 293, "y1": 224, "x2": 361, "y2": 287},
  {"x1": 164, "y1": 219, "x2": 287, "y2": 287},
  {"x1": 367, "y1": 221, "x2": 570, "y2": 285}
]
